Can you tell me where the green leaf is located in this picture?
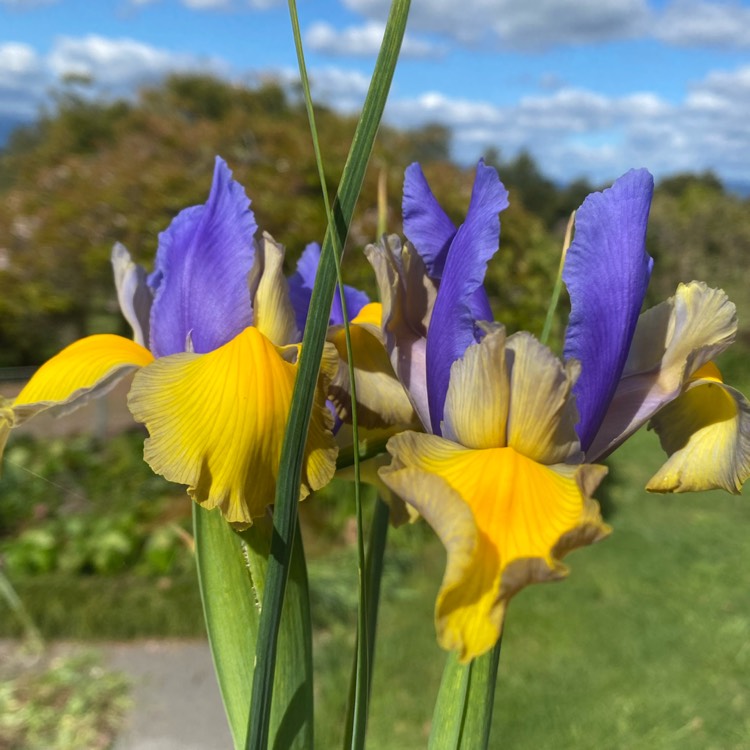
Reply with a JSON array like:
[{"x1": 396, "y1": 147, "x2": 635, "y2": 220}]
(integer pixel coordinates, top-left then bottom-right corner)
[
  {"x1": 194, "y1": 506, "x2": 313, "y2": 749},
  {"x1": 248, "y1": 1, "x2": 411, "y2": 748},
  {"x1": 429, "y1": 642, "x2": 502, "y2": 750}
]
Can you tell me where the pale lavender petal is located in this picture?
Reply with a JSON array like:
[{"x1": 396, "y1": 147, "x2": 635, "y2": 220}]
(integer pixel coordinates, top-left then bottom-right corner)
[
  {"x1": 403, "y1": 162, "x2": 457, "y2": 278},
  {"x1": 288, "y1": 242, "x2": 370, "y2": 331},
  {"x1": 563, "y1": 168, "x2": 654, "y2": 451},
  {"x1": 425, "y1": 161, "x2": 509, "y2": 434},
  {"x1": 149, "y1": 157, "x2": 257, "y2": 357}
]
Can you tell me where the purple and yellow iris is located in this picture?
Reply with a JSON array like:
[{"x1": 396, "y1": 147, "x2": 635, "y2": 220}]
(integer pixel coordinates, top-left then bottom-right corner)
[
  {"x1": 368, "y1": 161, "x2": 749, "y2": 661},
  {"x1": 0, "y1": 157, "x2": 337, "y2": 527},
  {"x1": 563, "y1": 170, "x2": 750, "y2": 492}
]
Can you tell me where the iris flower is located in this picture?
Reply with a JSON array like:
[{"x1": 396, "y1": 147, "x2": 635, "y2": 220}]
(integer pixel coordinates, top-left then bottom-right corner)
[
  {"x1": 0, "y1": 157, "x2": 337, "y2": 527},
  {"x1": 368, "y1": 161, "x2": 610, "y2": 661},
  {"x1": 561, "y1": 169, "x2": 750, "y2": 492},
  {"x1": 367, "y1": 161, "x2": 749, "y2": 661}
]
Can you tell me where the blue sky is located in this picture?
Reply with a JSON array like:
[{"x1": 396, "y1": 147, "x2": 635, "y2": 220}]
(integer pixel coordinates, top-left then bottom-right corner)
[{"x1": 2, "y1": 0, "x2": 750, "y2": 184}]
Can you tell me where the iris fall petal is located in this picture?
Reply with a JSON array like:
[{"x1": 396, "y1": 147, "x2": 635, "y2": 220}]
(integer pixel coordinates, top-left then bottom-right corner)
[
  {"x1": 380, "y1": 432, "x2": 609, "y2": 662},
  {"x1": 127, "y1": 326, "x2": 336, "y2": 527},
  {"x1": 1, "y1": 334, "x2": 153, "y2": 456},
  {"x1": 647, "y1": 364, "x2": 750, "y2": 493}
]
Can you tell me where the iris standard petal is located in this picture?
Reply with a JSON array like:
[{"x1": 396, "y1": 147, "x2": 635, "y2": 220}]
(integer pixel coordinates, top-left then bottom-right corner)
[
  {"x1": 402, "y1": 162, "x2": 457, "y2": 278},
  {"x1": 128, "y1": 326, "x2": 337, "y2": 527},
  {"x1": 441, "y1": 326, "x2": 509, "y2": 450},
  {"x1": 425, "y1": 161, "x2": 509, "y2": 433},
  {"x1": 287, "y1": 242, "x2": 370, "y2": 334},
  {"x1": 646, "y1": 363, "x2": 750, "y2": 493},
  {"x1": 365, "y1": 235, "x2": 438, "y2": 430},
  {"x1": 563, "y1": 168, "x2": 654, "y2": 451},
  {"x1": 112, "y1": 242, "x2": 152, "y2": 348},
  {"x1": 505, "y1": 332, "x2": 582, "y2": 465},
  {"x1": 1, "y1": 334, "x2": 153, "y2": 456},
  {"x1": 328, "y1": 303, "x2": 418, "y2": 429},
  {"x1": 248, "y1": 232, "x2": 299, "y2": 346},
  {"x1": 148, "y1": 156, "x2": 257, "y2": 357},
  {"x1": 586, "y1": 281, "x2": 737, "y2": 460},
  {"x1": 380, "y1": 431, "x2": 609, "y2": 662}
]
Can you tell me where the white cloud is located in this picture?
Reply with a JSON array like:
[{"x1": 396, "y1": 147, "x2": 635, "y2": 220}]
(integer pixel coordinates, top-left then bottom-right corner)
[
  {"x1": 305, "y1": 20, "x2": 444, "y2": 58},
  {"x1": 383, "y1": 64, "x2": 750, "y2": 183},
  {"x1": 47, "y1": 35, "x2": 226, "y2": 93},
  {"x1": 656, "y1": 0, "x2": 750, "y2": 48},
  {"x1": 0, "y1": 35, "x2": 226, "y2": 129},
  {"x1": 343, "y1": 0, "x2": 650, "y2": 49},
  {"x1": 0, "y1": 43, "x2": 46, "y2": 118}
]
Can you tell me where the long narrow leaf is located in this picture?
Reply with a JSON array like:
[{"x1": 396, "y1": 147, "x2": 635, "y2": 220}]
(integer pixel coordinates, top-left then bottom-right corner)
[
  {"x1": 286, "y1": 3, "x2": 370, "y2": 744},
  {"x1": 248, "y1": 2, "x2": 411, "y2": 748},
  {"x1": 195, "y1": 506, "x2": 313, "y2": 749}
]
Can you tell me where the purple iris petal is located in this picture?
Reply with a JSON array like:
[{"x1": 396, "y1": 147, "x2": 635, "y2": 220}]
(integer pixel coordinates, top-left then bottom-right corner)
[
  {"x1": 148, "y1": 157, "x2": 257, "y2": 357},
  {"x1": 562, "y1": 168, "x2": 654, "y2": 452},
  {"x1": 288, "y1": 242, "x2": 370, "y2": 332},
  {"x1": 425, "y1": 160, "x2": 509, "y2": 434},
  {"x1": 403, "y1": 162, "x2": 457, "y2": 278},
  {"x1": 403, "y1": 163, "x2": 495, "y2": 331}
]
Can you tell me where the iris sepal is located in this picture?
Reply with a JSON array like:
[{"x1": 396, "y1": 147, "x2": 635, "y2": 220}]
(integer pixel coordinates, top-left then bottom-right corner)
[
  {"x1": 0, "y1": 334, "x2": 153, "y2": 456},
  {"x1": 128, "y1": 326, "x2": 337, "y2": 528},
  {"x1": 646, "y1": 362, "x2": 750, "y2": 493}
]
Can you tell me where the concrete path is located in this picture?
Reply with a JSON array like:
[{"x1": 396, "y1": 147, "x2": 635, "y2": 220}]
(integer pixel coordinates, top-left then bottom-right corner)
[{"x1": 105, "y1": 640, "x2": 234, "y2": 750}]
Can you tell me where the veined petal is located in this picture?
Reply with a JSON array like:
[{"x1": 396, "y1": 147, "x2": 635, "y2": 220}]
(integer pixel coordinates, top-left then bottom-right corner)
[
  {"x1": 587, "y1": 281, "x2": 737, "y2": 460},
  {"x1": 127, "y1": 326, "x2": 337, "y2": 527},
  {"x1": 287, "y1": 242, "x2": 370, "y2": 333},
  {"x1": 402, "y1": 162, "x2": 457, "y2": 277},
  {"x1": 112, "y1": 242, "x2": 152, "y2": 348},
  {"x1": 563, "y1": 169, "x2": 654, "y2": 451},
  {"x1": 365, "y1": 235, "x2": 437, "y2": 431},
  {"x1": 380, "y1": 432, "x2": 609, "y2": 662},
  {"x1": 149, "y1": 157, "x2": 257, "y2": 357},
  {"x1": 1, "y1": 335, "x2": 152, "y2": 458},
  {"x1": 647, "y1": 365, "x2": 750, "y2": 493},
  {"x1": 328, "y1": 303, "x2": 418, "y2": 429},
  {"x1": 248, "y1": 232, "x2": 298, "y2": 346},
  {"x1": 505, "y1": 332, "x2": 582, "y2": 465},
  {"x1": 442, "y1": 326, "x2": 509, "y2": 450},
  {"x1": 426, "y1": 160, "x2": 508, "y2": 434}
]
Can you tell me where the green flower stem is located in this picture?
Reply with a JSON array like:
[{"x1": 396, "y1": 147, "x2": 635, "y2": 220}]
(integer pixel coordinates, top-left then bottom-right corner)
[
  {"x1": 343, "y1": 496, "x2": 390, "y2": 746},
  {"x1": 429, "y1": 637, "x2": 502, "y2": 750},
  {"x1": 247, "y1": 2, "x2": 410, "y2": 747},
  {"x1": 540, "y1": 210, "x2": 575, "y2": 348},
  {"x1": 194, "y1": 506, "x2": 313, "y2": 749}
]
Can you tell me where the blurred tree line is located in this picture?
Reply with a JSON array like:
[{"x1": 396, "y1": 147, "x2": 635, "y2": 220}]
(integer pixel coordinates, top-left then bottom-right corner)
[{"x1": 0, "y1": 74, "x2": 748, "y2": 367}]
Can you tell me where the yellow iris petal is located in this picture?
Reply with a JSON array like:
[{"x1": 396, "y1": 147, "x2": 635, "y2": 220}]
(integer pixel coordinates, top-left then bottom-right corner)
[
  {"x1": 127, "y1": 326, "x2": 336, "y2": 527},
  {"x1": 328, "y1": 306, "x2": 417, "y2": 429},
  {"x1": 647, "y1": 372, "x2": 750, "y2": 493},
  {"x1": 381, "y1": 432, "x2": 608, "y2": 661},
  {"x1": 1, "y1": 334, "x2": 152, "y2": 457}
]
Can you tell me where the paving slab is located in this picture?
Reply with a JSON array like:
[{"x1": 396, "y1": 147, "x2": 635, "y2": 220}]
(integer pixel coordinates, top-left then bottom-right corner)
[{"x1": 104, "y1": 640, "x2": 233, "y2": 750}]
